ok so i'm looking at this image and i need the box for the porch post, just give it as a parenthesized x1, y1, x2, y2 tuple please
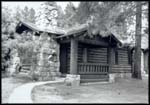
(108, 47, 112, 72)
(70, 39, 78, 74)
(108, 46, 115, 83)
(108, 47, 115, 71)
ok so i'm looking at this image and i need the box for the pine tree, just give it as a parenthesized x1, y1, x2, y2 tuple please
(132, 2, 142, 79)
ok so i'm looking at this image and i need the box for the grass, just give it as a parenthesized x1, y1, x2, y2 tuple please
(2, 73, 32, 103)
(31, 77, 148, 103)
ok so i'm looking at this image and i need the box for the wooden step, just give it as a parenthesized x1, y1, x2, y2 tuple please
(80, 78, 109, 83)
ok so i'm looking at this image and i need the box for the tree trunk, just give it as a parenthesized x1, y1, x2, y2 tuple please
(132, 2, 142, 79)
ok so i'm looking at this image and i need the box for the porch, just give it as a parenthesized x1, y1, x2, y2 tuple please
(56, 26, 132, 82)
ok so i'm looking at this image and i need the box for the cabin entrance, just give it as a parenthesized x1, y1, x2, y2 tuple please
(59, 42, 109, 82)
(59, 43, 70, 74)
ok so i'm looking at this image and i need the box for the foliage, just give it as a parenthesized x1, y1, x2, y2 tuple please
(67, 2, 148, 42)
(2, 6, 14, 71)
(17, 40, 34, 64)
(62, 2, 78, 28)
(61, 2, 129, 39)
(2, 5, 37, 72)
(13, 6, 36, 24)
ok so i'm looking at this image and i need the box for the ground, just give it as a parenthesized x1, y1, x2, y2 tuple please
(2, 73, 32, 103)
(31, 76, 148, 103)
(2, 73, 148, 103)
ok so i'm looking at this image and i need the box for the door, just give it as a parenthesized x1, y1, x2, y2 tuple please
(60, 44, 68, 74)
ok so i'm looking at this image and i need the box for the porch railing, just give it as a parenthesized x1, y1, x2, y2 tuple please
(78, 63, 109, 74)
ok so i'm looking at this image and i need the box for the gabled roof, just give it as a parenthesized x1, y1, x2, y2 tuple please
(56, 23, 122, 45)
(20, 20, 43, 32)
(56, 24, 88, 38)
(16, 20, 122, 45)
(16, 20, 65, 35)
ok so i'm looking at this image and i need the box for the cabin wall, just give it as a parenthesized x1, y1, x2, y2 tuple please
(78, 43, 108, 64)
(111, 48, 131, 73)
(64, 43, 85, 73)
(110, 48, 132, 81)
(65, 43, 108, 73)
(87, 47, 108, 64)
(63, 42, 133, 82)
(77, 43, 109, 82)
(117, 48, 129, 65)
(66, 43, 132, 73)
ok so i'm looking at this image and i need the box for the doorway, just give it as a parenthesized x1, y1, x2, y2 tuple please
(59, 43, 70, 74)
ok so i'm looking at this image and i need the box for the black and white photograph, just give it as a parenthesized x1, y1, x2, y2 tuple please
(1, 1, 149, 104)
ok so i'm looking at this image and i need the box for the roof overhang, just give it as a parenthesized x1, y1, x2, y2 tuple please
(15, 20, 64, 35)
(15, 20, 123, 46)
(55, 24, 122, 46)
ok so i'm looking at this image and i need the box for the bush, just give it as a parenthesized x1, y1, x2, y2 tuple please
(17, 41, 34, 64)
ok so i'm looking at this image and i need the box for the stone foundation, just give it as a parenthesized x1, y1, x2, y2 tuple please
(109, 74, 115, 83)
(64, 74, 80, 86)
(109, 73, 132, 83)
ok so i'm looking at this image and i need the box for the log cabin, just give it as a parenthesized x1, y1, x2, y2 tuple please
(15, 20, 132, 82)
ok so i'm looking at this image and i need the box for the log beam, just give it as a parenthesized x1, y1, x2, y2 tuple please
(70, 39, 78, 74)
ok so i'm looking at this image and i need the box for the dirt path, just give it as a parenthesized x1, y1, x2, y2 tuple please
(2, 74, 32, 103)
(7, 78, 65, 103)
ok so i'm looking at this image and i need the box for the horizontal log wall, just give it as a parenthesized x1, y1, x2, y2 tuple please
(87, 47, 108, 64)
(111, 48, 131, 73)
(117, 48, 129, 64)
(78, 44, 84, 63)
(111, 64, 132, 73)
(67, 43, 108, 64)
(66, 43, 84, 73)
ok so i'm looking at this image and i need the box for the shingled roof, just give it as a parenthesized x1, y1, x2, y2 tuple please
(56, 24, 88, 38)
(56, 23, 122, 45)
(16, 20, 122, 45)
(16, 20, 65, 35)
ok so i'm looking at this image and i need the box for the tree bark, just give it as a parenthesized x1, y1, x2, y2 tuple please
(132, 2, 142, 79)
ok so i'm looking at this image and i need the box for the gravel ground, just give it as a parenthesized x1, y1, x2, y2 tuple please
(32, 76, 148, 103)
(2, 73, 32, 103)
